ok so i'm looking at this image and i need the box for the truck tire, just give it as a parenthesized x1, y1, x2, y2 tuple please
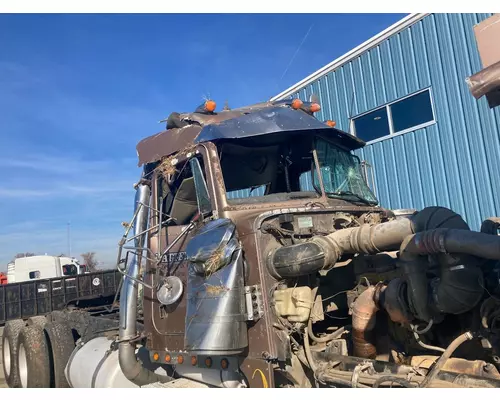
(27, 316, 47, 328)
(2, 319, 26, 388)
(43, 322, 75, 388)
(17, 325, 51, 388)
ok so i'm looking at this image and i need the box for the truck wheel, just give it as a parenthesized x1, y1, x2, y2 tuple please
(2, 319, 26, 388)
(27, 316, 47, 328)
(17, 325, 51, 388)
(44, 322, 75, 388)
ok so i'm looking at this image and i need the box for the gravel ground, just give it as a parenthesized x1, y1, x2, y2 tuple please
(0, 326, 7, 388)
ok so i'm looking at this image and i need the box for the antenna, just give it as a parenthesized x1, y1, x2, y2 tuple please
(309, 94, 320, 104)
(348, 90, 356, 120)
(278, 23, 315, 89)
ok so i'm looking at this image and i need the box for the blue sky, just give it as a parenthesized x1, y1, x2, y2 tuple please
(0, 13, 406, 270)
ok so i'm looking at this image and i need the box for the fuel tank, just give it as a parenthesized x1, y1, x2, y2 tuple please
(65, 336, 143, 388)
(65, 336, 247, 388)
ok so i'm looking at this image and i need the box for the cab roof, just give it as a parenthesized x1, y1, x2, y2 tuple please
(136, 99, 366, 167)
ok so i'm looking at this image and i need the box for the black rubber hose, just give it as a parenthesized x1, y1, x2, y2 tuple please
(397, 251, 433, 322)
(398, 228, 500, 322)
(404, 229, 500, 260)
(267, 242, 326, 279)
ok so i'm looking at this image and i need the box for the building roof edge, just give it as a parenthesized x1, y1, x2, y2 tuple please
(270, 13, 430, 101)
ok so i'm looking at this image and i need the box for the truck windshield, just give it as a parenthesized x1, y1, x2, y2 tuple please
(313, 137, 378, 205)
(220, 134, 320, 205)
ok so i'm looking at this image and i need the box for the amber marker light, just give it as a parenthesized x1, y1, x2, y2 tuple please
(177, 355, 184, 364)
(205, 100, 216, 112)
(205, 357, 213, 368)
(326, 120, 336, 127)
(165, 353, 171, 363)
(310, 103, 321, 113)
(291, 98, 303, 109)
(220, 358, 229, 370)
(153, 353, 159, 361)
(191, 355, 198, 366)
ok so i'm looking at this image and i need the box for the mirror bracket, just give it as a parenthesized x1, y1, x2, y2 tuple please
(189, 157, 213, 220)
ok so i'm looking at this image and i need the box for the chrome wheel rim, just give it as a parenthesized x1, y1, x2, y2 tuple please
(2, 336, 10, 378)
(18, 342, 28, 388)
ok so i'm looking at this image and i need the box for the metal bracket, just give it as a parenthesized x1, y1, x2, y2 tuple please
(351, 361, 374, 388)
(245, 284, 264, 321)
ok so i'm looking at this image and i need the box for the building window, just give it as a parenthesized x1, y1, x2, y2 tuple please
(351, 88, 435, 144)
(352, 107, 391, 142)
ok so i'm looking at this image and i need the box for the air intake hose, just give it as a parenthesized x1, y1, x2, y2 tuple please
(267, 206, 468, 279)
(398, 227, 500, 322)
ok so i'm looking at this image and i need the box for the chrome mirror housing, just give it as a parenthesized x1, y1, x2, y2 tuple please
(186, 218, 239, 274)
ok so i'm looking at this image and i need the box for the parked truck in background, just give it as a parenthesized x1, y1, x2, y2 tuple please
(1, 258, 122, 388)
(6, 255, 82, 284)
(6, 97, 500, 388)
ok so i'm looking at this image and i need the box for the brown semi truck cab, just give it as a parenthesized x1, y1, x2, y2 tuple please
(110, 98, 500, 389)
(123, 98, 385, 387)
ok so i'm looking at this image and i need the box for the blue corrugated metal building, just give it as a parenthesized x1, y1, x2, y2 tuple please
(270, 13, 500, 231)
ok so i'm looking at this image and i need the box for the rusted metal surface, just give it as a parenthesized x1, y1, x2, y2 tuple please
(313, 352, 500, 388)
(145, 224, 195, 352)
(410, 356, 500, 379)
(236, 215, 277, 360)
(239, 357, 275, 388)
(351, 286, 378, 359)
(467, 60, 500, 98)
(136, 125, 202, 167)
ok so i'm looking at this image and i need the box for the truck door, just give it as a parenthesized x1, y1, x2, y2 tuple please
(145, 154, 209, 351)
(146, 154, 249, 359)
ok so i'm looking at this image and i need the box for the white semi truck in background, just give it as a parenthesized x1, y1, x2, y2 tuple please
(6, 255, 83, 284)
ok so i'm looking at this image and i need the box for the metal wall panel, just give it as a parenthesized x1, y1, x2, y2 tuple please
(291, 13, 499, 231)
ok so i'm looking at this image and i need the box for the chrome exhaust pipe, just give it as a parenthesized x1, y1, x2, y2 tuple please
(118, 181, 161, 386)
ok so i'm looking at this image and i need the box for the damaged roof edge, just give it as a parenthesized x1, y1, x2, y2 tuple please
(136, 103, 366, 167)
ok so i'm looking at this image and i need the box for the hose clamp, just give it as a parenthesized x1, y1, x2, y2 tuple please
(437, 231, 446, 253)
(351, 361, 373, 388)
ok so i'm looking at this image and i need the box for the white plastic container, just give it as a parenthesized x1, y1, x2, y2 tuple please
(273, 286, 313, 322)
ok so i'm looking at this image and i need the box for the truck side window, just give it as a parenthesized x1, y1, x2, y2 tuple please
(29, 271, 40, 279)
(62, 264, 77, 276)
(159, 156, 207, 226)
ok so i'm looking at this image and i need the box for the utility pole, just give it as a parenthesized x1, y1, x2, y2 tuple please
(67, 222, 72, 257)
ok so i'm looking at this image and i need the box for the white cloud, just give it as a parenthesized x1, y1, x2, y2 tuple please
(0, 61, 154, 272)
(0, 188, 54, 197)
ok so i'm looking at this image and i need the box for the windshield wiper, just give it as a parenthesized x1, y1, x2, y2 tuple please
(330, 190, 374, 205)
